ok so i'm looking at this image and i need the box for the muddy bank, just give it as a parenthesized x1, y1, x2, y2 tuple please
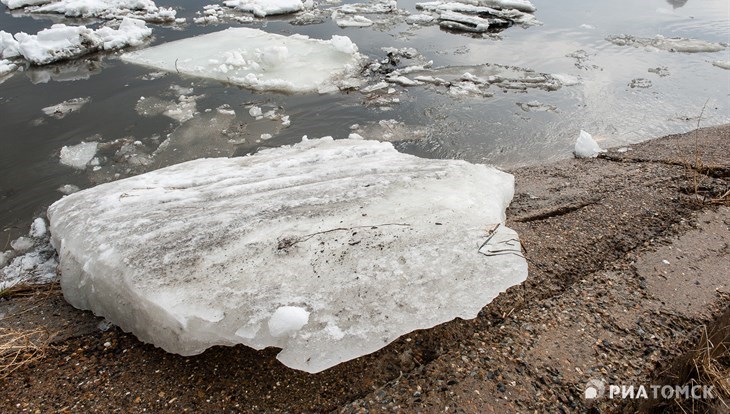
(1, 125, 728, 413)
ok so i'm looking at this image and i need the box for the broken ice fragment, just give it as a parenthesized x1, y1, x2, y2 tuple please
(42, 97, 90, 119)
(48, 137, 527, 373)
(29, 218, 47, 239)
(59, 141, 98, 169)
(574, 130, 603, 158)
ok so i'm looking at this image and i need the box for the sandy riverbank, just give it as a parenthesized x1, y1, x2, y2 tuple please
(1, 125, 728, 413)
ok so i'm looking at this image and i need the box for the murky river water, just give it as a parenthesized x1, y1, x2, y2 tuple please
(1, 0, 729, 241)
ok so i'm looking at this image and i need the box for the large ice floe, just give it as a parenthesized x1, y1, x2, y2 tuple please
(10, 17, 151, 65)
(412, 0, 540, 33)
(0, 0, 179, 23)
(48, 137, 528, 373)
(222, 0, 307, 17)
(606, 34, 726, 53)
(122, 28, 364, 93)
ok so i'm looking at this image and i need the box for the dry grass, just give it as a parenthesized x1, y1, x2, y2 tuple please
(683, 100, 730, 206)
(692, 324, 730, 411)
(0, 327, 54, 380)
(0, 281, 61, 300)
(639, 307, 730, 413)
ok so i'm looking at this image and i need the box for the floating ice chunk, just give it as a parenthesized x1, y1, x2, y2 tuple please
(335, 14, 374, 27)
(60, 141, 98, 169)
(711, 60, 730, 70)
(42, 96, 90, 119)
(14, 18, 151, 65)
(249, 105, 263, 118)
(30, 218, 48, 238)
(11, 237, 34, 253)
(478, 0, 536, 12)
(58, 184, 81, 194)
(268, 306, 310, 338)
(386, 75, 423, 86)
(223, 0, 304, 17)
(0, 59, 17, 77)
(574, 130, 603, 158)
(122, 28, 364, 94)
(1, 0, 48, 9)
(163, 95, 199, 123)
(439, 10, 491, 33)
(337, 1, 398, 14)
(26, 0, 177, 23)
(406, 14, 435, 24)
(606, 34, 726, 53)
(0, 31, 20, 59)
(417, 2, 539, 26)
(552, 73, 580, 86)
(48, 137, 527, 373)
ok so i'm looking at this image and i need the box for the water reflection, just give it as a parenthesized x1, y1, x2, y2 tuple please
(666, 0, 689, 9)
(25, 57, 105, 84)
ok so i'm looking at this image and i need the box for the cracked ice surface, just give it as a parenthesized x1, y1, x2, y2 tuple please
(122, 28, 364, 94)
(48, 137, 528, 373)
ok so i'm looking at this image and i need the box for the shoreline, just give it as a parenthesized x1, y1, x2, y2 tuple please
(1, 125, 728, 413)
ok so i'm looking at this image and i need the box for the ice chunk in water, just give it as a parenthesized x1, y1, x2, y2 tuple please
(223, 0, 304, 17)
(14, 18, 151, 65)
(574, 130, 603, 158)
(122, 28, 364, 94)
(48, 137, 528, 373)
(60, 141, 98, 169)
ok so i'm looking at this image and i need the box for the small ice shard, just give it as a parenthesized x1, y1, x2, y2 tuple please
(122, 28, 364, 93)
(60, 141, 98, 169)
(574, 130, 603, 158)
(711, 60, 730, 70)
(223, 0, 304, 17)
(268, 306, 310, 338)
(10, 237, 34, 253)
(29, 218, 47, 238)
(58, 184, 81, 194)
(48, 137, 527, 373)
(42, 97, 90, 119)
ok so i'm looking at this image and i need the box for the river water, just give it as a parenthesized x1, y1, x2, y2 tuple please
(1, 0, 729, 241)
